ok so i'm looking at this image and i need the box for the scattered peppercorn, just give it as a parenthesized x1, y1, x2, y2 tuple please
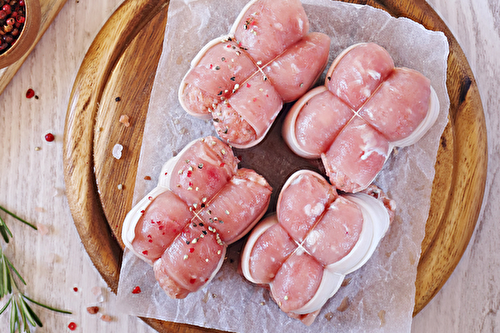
(132, 286, 141, 294)
(44, 133, 55, 142)
(26, 88, 35, 98)
(68, 322, 77, 331)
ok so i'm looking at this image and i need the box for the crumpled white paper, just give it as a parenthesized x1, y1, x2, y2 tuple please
(116, 1, 449, 332)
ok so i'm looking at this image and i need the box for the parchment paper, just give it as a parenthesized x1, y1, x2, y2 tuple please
(116, 1, 450, 332)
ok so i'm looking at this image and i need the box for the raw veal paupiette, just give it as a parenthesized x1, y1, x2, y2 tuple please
(241, 170, 395, 325)
(122, 136, 272, 298)
(179, 0, 330, 148)
(283, 42, 440, 193)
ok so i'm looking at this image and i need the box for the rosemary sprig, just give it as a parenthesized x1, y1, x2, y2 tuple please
(0, 206, 37, 244)
(0, 206, 37, 234)
(0, 205, 71, 332)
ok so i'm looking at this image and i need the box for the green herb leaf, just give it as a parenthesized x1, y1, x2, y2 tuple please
(0, 216, 11, 243)
(0, 205, 71, 331)
(22, 294, 72, 315)
(0, 258, 5, 299)
(17, 298, 29, 332)
(0, 206, 37, 230)
(6, 256, 26, 287)
(19, 296, 42, 328)
(2, 257, 12, 295)
(10, 297, 18, 333)
(0, 297, 11, 315)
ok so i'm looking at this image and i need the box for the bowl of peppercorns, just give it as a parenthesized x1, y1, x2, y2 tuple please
(0, 0, 41, 69)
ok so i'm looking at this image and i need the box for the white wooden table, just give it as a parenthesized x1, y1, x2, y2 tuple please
(0, 0, 497, 332)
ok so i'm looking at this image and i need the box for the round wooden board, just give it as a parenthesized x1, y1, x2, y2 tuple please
(63, 0, 487, 332)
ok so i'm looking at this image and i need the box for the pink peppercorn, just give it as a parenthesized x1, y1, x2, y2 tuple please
(2, 5, 11, 15)
(45, 133, 55, 142)
(26, 88, 35, 98)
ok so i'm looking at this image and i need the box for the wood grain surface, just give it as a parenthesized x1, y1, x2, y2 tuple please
(63, 0, 487, 332)
(0, 0, 67, 94)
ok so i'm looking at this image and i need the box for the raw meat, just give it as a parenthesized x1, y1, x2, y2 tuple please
(179, 0, 330, 148)
(241, 170, 394, 325)
(283, 43, 440, 192)
(122, 137, 272, 298)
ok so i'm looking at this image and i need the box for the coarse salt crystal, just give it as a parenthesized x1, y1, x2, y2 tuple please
(37, 223, 49, 236)
(53, 187, 65, 197)
(112, 144, 123, 159)
(91, 286, 103, 296)
(99, 314, 113, 322)
(96, 294, 105, 303)
(87, 306, 99, 314)
(119, 115, 130, 127)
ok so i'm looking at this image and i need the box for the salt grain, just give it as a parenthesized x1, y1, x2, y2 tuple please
(119, 115, 130, 127)
(99, 314, 113, 322)
(36, 223, 49, 236)
(87, 306, 99, 314)
(96, 294, 105, 303)
(53, 187, 65, 197)
(91, 286, 103, 296)
(112, 144, 123, 159)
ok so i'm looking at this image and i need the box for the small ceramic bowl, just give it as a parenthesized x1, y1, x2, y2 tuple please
(0, 0, 41, 69)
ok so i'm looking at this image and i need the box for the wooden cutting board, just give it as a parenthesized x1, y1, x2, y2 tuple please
(62, 0, 487, 332)
(0, 0, 68, 95)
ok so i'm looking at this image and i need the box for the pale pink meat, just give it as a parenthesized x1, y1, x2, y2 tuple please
(198, 168, 272, 244)
(124, 136, 272, 299)
(180, 0, 330, 147)
(212, 102, 256, 146)
(270, 251, 323, 313)
(132, 191, 192, 262)
(321, 117, 390, 193)
(153, 223, 225, 299)
(233, 0, 309, 64)
(227, 72, 283, 138)
(248, 222, 297, 284)
(169, 137, 238, 208)
(327, 43, 394, 110)
(241, 170, 393, 323)
(277, 171, 336, 242)
(358, 68, 431, 142)
(294, 88, 353, 156)
(182, 40, 257, 117)
(213, 32, 330, 146)
(180, 85, 219, 117)
(303, 196, 363, 266)
(263, 33, 331, 102)
(284, 43, 434, 192)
